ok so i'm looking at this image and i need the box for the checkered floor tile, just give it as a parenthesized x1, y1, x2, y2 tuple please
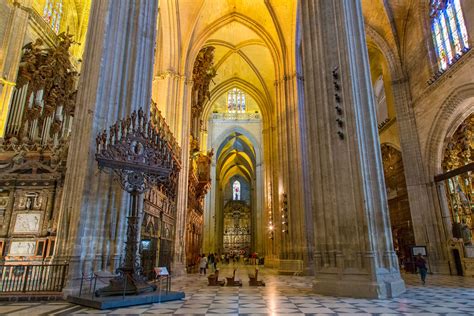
(1, 265, 474, 315)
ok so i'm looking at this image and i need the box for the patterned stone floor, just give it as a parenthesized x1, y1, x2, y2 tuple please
(1, 265, 474, 315)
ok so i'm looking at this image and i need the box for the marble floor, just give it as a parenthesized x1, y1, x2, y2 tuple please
(1, 265, 474, 315)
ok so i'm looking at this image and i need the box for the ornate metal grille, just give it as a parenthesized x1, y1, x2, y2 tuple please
(94, 108, 180, 297)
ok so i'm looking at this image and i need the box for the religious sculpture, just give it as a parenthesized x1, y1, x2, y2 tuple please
(191, 46, 216, 116)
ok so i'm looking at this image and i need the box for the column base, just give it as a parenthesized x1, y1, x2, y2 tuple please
(313, 273, 406, 299)
(430, 259, 451, 275)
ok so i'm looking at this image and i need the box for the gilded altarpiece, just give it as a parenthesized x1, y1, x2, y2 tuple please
(223, 201, 251, 254)
(440, 114, 473, 243)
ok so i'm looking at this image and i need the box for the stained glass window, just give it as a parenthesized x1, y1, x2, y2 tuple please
(431, 0, 469, 71)
(227, 88, 246, 113)
(233, 180, 241, 200)
(43, 0, 63, 34)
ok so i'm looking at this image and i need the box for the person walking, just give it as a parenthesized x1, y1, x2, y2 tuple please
(415, 253, 428, 285)
(208, 253, 215, 272)
(199, 254, 208, 275)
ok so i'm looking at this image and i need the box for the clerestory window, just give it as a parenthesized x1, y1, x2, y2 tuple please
(227, 88, 246, 113)
(430, 0, 469, 71)
(232, 180, 241, 200)
(43, 0, 63, 34)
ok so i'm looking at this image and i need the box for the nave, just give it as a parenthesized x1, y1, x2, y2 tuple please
(1, 267, 474, 315)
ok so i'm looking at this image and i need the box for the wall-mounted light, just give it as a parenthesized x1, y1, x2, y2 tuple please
(281, 193, 289, 233)
(268, 206, 274, 240)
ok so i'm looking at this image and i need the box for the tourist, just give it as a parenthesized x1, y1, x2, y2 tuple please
(214, 253, 219, 270)
(414, 253, 428, 285)
(208, 253, 215, 272)
(199, 254, 208, 275)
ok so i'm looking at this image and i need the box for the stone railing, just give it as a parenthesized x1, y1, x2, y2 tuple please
(211, 112, 261, 121)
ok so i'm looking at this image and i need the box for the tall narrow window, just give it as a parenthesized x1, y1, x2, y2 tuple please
(431, 0, 469, 71)
(43, 0, 63, 34)
(227, 88, 246, 113)
(373, 76, 389, 128)
(232, 180, 241, 200)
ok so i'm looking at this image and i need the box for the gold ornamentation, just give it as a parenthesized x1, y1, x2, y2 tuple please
(191, 46, 216, 119)
(442, 113, 473, 172)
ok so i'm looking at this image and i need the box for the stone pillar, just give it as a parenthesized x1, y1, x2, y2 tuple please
(300, 0, 405, 298)
(262, 123, 279, 264)
(152, 71, 184, 140)
(0, 0, 31, 137)
(171, 78, 192, 275)
(255, 162, 264, 254)
(273, 70, 311, 272)
(390, 78, 449, 273)
(203, 156, 217, 253)
(55, 0, 158, 291)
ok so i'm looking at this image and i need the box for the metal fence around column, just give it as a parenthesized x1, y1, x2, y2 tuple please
(0, 264, 69, 293)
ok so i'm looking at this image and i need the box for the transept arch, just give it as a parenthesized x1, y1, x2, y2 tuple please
(201, 79, 270, 127)
(365, 25, 403, 80)
(425, 83, 474, 179)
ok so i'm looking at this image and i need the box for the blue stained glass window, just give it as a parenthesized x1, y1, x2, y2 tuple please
(430, 0, 469, 71)
(43, 0, 63, 34)
(227, 88, 246, 113)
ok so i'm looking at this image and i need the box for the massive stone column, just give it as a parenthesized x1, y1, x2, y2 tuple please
(55, 0, 158, 290)
(273, 70, 312, 272)
(171, 77, 192, 275)
(390, 78, 449, 273)
(0, 0, 31, 137)
(300, 0, 405, 298)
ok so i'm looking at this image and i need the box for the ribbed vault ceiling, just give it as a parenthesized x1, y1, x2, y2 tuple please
(217, 132, 256, 185)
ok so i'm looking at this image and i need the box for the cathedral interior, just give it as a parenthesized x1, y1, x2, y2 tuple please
(0, 0, 473, 313)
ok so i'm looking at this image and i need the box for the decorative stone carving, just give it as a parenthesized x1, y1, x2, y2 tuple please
(9, 241, 36, 256)
(13, 212, 42, 234)
(191, 47, 216, 117)
(15, 192, 43, 210)
(0, 196, 9, 211)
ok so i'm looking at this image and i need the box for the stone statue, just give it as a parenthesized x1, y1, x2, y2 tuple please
(461, 220, 472, 245)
